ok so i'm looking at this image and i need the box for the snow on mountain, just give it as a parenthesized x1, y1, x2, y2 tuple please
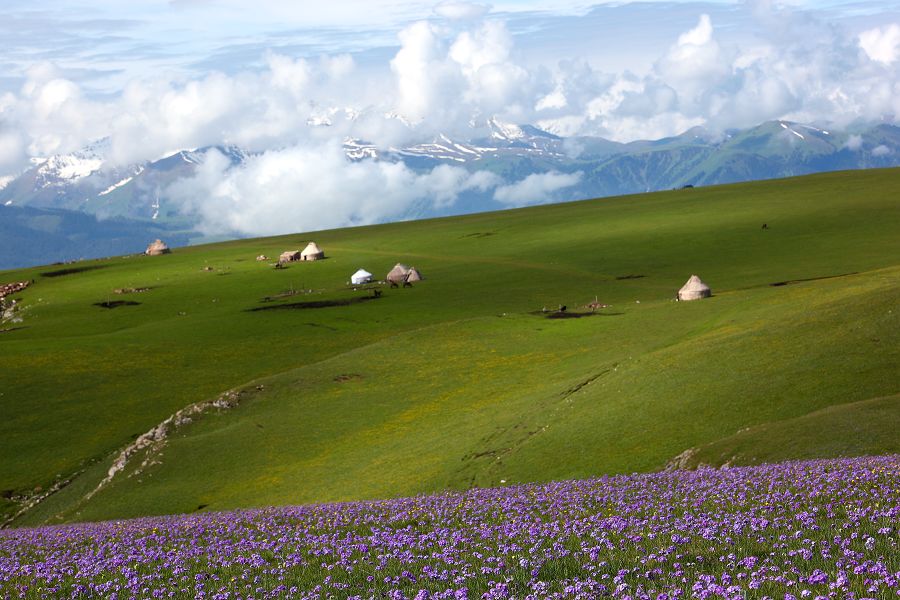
(35, 153, 103, 187)
(344, 139, 379, 160)
(98, 166, 145, 196)
(779, 121, 805, 140)
(32, 138, 112, 188)
(487, 117, 525, 141)
(2, 119, 898, 235)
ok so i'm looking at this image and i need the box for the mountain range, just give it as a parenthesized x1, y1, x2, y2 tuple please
(1, 118, 898, 269)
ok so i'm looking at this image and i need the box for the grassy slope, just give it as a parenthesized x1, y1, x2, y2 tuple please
(2, 168, 898, 525)
(681, 393, 900, 467)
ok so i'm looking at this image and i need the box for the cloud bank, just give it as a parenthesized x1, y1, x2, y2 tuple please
(168, 145, 502, 236)
(494, 171, 582, 206)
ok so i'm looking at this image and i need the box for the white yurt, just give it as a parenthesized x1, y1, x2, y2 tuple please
(350, 268, 373, 285)
(145, 239, 170, 256)
(678, 275, 712, 301)
(386, 263, 411, 283)
(405, 267, 424, 282)
(301, 242, 325, 261)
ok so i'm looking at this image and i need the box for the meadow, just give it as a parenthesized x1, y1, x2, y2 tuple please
(1, 454, 898, 598)
(1, 168, 898, 526)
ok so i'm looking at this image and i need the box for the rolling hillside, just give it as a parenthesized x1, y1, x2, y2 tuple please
(1, 168, 898, 527)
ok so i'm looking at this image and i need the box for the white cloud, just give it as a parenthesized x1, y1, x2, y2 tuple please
(845, 134, 863, 151)
(493, 170, 582, 206)
(677, 13, 714, 47)
(0, 131, 24, 171)
(859, 24, 900, 64)
(434, 1, 490, 21)
(872, 144, 891, 157)
(167, 145, 502, 236)
(535, 87, 567, 111)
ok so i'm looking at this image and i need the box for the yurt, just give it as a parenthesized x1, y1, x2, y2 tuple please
(301, 242, 324, 261)
(405, 267, 424, 282)
(145, 239, 170, 256)
(386, 263, 411, 284)
(279, 250, 301, 263)
(350, 268, 373, 285)
(678, 275, 711, 301)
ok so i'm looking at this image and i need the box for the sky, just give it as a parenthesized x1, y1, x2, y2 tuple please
(1, 0, 899, 234)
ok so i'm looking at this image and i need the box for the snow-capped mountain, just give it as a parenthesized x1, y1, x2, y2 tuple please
(0, 144, 249, 222)
(342, 118, 567, 166)
(2, 118, 899, 267)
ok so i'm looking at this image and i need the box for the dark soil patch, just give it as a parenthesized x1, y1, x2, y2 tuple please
(530, 310, 623, 319)
(248, 295, 381, 312)
(334, 373, 363, 382)
(114, 287, 152, 295)
(41, 265, 105, 278)
(616, 274, 646, 280)
(461, 231, 496, 238)
(770, 272, 857, 287)
(94, 300, 141, 309)
(260, 289, 319, 302)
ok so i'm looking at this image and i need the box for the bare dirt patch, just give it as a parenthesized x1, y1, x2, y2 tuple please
(530, 310, 621, 319)
(248, 296, 381, 311)
(94, 300, 141, 309)
(769, 272, 858, 287)
(334, 373, 363, 383)
(41, 265, 105, 278)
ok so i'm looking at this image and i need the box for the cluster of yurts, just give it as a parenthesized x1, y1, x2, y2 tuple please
(146, 238, 708, 300)
(350, 264, 423, 286)
(274, 242, 423, 286)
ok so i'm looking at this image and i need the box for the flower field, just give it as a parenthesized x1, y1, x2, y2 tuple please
(2, 455, 898, 599)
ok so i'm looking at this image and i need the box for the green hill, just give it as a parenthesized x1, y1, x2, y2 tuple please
(1, 168, 898, 527)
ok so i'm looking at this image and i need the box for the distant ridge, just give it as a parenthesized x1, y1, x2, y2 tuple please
(1, 119, 899, 268)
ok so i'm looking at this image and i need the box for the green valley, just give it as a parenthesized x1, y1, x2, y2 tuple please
(1, 168, 898, 526)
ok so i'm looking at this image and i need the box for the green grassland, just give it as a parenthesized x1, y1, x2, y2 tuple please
(1, 168, 898, 526)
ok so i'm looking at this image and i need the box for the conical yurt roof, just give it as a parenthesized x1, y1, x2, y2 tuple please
(145, 239, 170, 255)
(679, 275, 709, 293)
(678, 274, 711, 300)
(301, 241, 324, 258)
(386, 263, 411, 282)
(350, 268, 373, 284)
(405, 267, 424, 282)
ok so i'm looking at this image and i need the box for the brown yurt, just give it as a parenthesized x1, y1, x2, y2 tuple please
(678, 275, 711, 301)
(145, 239, 170, 256)
(405, 267, 424, 282)
(386, 263, 411, 283)
(301, 242, 324, 261)
(279, 250, 301, 263)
